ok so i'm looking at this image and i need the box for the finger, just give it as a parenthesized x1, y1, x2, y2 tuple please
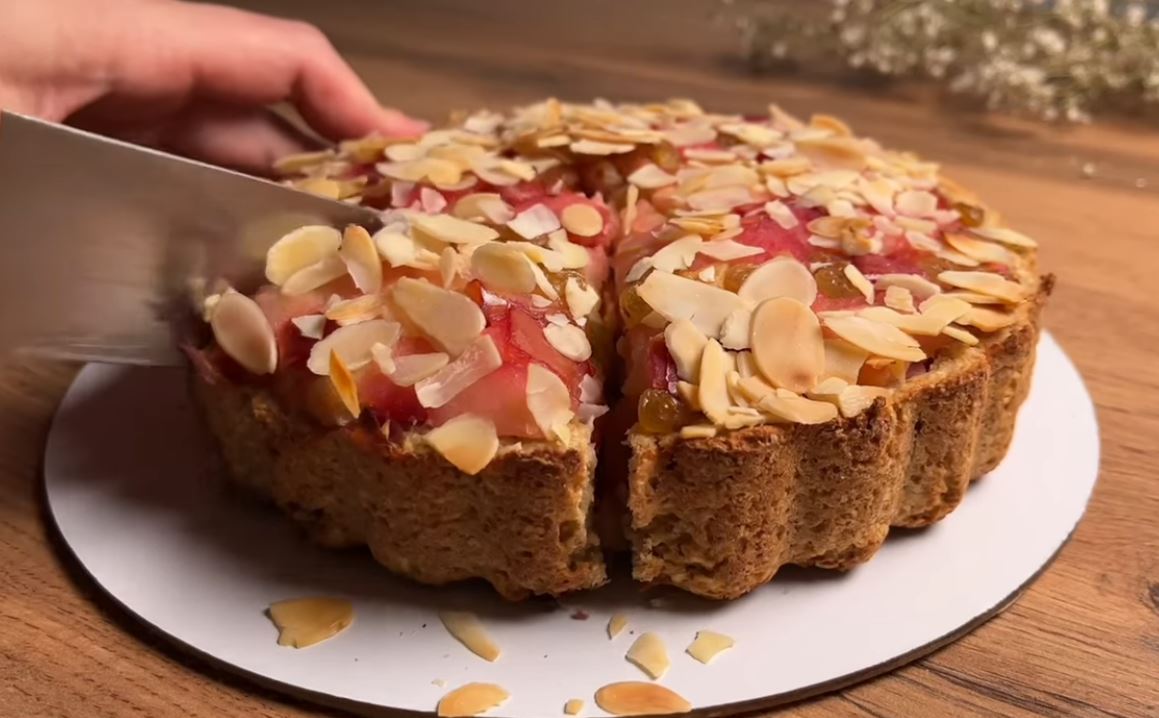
(153, 104, 324, 175)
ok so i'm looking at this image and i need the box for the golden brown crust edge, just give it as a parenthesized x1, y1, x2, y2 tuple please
(191, 378, 607, 600)
(626, 277, 1053, 599)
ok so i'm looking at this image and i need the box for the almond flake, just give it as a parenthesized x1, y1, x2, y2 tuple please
(370, 342, 395, 375)
(637, 270, 747, 337)
(957, 306, 1019, 332)
(210, 292, 277, 375)
(843, 264, 875, 303)
(415, 335, 502, 408)
(823, 315, 926, 362)
(412, 213, 500, 244)
(570, 139, 635, 155)
(678, 422, 716, 440)
(684, 148, 737, 163)
(943, 325, 980, 345)
(697, 239, 763, 262)
(623, 184, 640, 233)
(874, 273, 941, 300)
(664, 123, 717, 147)
(561, 204, 605, 237)
(934, 291, 1005, 306)
(266, 225, 342, 285)
(507, 203, 561, 239)
(337, 225, 383, 294)
(761, 156, 812, 176)
(374, 230, 440, 271)
(564, 698, 584, 716)
(565, 277, 600, 320)
(544, 323, 592, 361)
(703, 164, 761, 189)
(383, 143, 425, 162)
(884, 286, 916, 313)
(327, 350, 361, 418)
(936, 248, 981, 267)
(944, 232, 1017, 266)
(390, 352, 449, 386)
(307, 320, 400, 375)
(895, 190, 938, 217)
(628, 163, 677, 189)
(436, 683, 509, 718)
(685, 186, 752, 212)
(470, 242, 537, 294)
(665, 319, 708, 381)
(698, 266, 718, 282)
(751, 298, 825, 393)
(281, 255, 349, 296)
(325, 294, 383, 326)
(937, 271, 1027, 303)
(536, 134, 571, 148)
(858, 177, 896, 215)
(291, 314, 327, 340)
(607, 613, 630, 640)
(737, 256, 818, 306)
(970, 226, 1037, 248)
(737, 377, 838, 423)
(595, 682, 691, 716)
(686, 630, 735, 664)
(718, 307, 753, 350)
(809, 376, 849, 396)
(526, 363, 574, 442)
(764, 200, 799, 229)
(267, 597, 353, 648)
(273, 149, 333, 175)
(823, 338, 870, 384)
(393, 278, 486, 355)
(833, 385, 890, 418)
(452, 193, 514, 225)
(294, 177, 342, 199)
(625, 632, 670, 680)
(438, 609, 501, 660)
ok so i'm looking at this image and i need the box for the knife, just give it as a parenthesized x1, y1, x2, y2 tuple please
(0, 112, 382, 366)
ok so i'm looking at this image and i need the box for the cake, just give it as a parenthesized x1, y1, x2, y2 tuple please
(190, 98, 1050, 600)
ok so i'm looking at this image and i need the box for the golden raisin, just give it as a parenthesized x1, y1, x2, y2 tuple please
(638, 389, 688, 434)
(723, 263, 758, 293)
(953, 201, 986, 228)
(649, 141, 682, 173)
(814, 263, 863, 299)
(619, 286, 653, 326)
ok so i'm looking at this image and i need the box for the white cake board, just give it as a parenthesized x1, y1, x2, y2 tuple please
(44, 332, 1099, 717)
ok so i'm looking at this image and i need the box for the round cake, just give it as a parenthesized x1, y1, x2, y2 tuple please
(190, 98, 1050, 600)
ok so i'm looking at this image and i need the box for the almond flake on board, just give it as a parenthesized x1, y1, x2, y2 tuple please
(750, 298, 825, 393)
(390, 352, 450, 386)
(209, 292, 278, 375)
(306, 319, 400, 375)
(686, 630, 735, 664)
(393, 278, 486, 355)
(415, 335, 503, 408)
(280, 255, 349, 296)
(608, 613, 630, 640)
(425, 416, 499, 475)
(328, 350, 361, 418)
(267, 597, 354, 648)
(339, 225, 383, 293)
(628, 163, 678, 189)
(544, 323, 592, 361)
(411, 213, 500, 244)
(526, 363, 575, 442)
(563, 698, 585, 716)
(265, 225, 342, 285)
(938, 271, 1027, 303)
(291, 314, 327, 340)
(737, 257, 818, 306)
(470, 243, 538, 294)
(436, 682, 509, 717)
(437, 610, 501, 661)
(637, 270, 747, 337)
(823, 315, 926, 362)
(594, 682, 692, 716)
(625, 632, 670, 680)
(843, 263, 874, 303)
(884, 286, 916, 313)
(560, 204, 605, 237)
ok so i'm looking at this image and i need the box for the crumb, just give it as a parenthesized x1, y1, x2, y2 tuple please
(570, 609, 590, 620)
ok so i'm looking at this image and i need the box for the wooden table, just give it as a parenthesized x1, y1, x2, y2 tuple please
(2, 1, 1157, 716)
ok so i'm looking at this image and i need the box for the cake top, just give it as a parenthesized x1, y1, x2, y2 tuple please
(198, 98, 1040, 469)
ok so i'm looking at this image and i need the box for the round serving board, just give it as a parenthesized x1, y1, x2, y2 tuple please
(44, 332, 1099, 718)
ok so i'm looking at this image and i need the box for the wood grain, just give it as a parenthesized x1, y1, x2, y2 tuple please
(2, 1, 1158, 716)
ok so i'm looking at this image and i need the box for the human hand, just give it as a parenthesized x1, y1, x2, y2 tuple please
(0, 0, 427, 173)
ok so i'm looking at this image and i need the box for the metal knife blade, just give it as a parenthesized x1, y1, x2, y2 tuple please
(0, 112, 381, 366)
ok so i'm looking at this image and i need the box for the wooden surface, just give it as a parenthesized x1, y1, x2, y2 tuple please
(2, 1, 1158, 716)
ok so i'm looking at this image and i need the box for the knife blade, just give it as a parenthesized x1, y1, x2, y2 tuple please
(0, 112, 381, 366)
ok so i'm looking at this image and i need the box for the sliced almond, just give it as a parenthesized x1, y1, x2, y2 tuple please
(681, 424, 718, 439)
(393, 278, 486, 355)
(665, 319, 708, 381)
(937, 291, 1006, 305)
(719, 307, 753, 350)
(281, 255, 349, 296)
(425, 415, 499, 475)
(874, 273, 941, 300)
(291, 314, 326, 340)
(625, 632, 670, 680)
(415, 335, 502, 408)
(764, 200, 799, 229)
(697, 339, 732, 426)
(843, 263, 874, 303)
(544, 323, 592, 361)
(547, 231, 592, 269)
(307, 319, 401, 375)
(373, 229, 440, 271)
(757, 387, 838, 424)
(895, 189, 938, 217)
(370, 341, 396, 375)
(628, 163, 677, 189)
(266, 225, 342, 285)
(623, 184, 640, 234)
(957, 306, 1019, 331)
(436, 683, 509, 717)
(686, 630, 735, 664)
(294, 177, 341, 200)
(327, 350, 361, 418)
(608, 613, 629, 640)
(325, 294, 383, 326)
(970, 226, 1037, 248)
(570, 139, 635, 155)
(452, 193, 515, 224)
(636, 270, 747, 337)
(470, 243, 537, 294)
(822, 338, 869, 384)
(565, 277, 600, 320)
(648, 235, 705, 273)
(750, 298, 825, 393)
(697, 239, 763, 262)
(267, 597, 353, 648)
(560, 204, 605, 237)
(507, 203, 562, 239)
(438, 609, 500, 660)
(831, 385, 890, 418)
(526, 363, 575, 442)
(685, 186, 752, 212)
(823, 315, 926, 362)
(936, 248, 981, 267)
(439, 247, 459, 288)
(595, 682, 691, 716)
(209, 292, 277, 375)
(339, 225, 383, 293)
(944, 232, 1017, 266)
(412, 213, 500, 244)
(884, 285, 916, 313)
(943, 325, 980, 345)
(390, 352, 450, 386)
(564, 698, 585, 716)
(809, 376, 849, 396)
(273, 149, 333, 175)
(737, 257, 818, 306)
(938, 271, 1027, 303)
